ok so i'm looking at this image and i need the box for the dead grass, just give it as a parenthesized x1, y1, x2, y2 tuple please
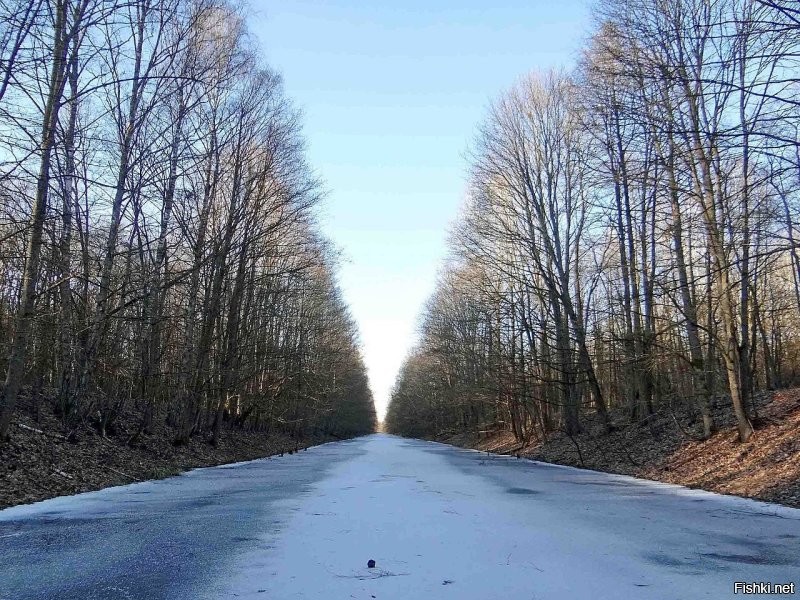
(640, 390, 800, 506)
(0, 393, 336, 509)
(441, 389, 800, 508)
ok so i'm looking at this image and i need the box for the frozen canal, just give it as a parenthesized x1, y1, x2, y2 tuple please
(1, 434, 798, 599)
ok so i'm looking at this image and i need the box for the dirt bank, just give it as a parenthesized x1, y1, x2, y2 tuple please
(440, 389, 800, 508)
(0, 394, 338, 509)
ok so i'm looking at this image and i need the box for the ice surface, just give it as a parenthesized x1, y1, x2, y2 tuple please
(218, 434, 800, 599)
(1, 434, 798, 600)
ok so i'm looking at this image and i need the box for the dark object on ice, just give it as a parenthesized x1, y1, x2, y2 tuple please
(367, 559, 376, 568)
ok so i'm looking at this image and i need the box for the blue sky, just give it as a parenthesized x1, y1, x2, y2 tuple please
(252, 1, 592, 420)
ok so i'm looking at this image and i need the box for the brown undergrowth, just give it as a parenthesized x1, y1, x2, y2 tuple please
(441, 389, 800, 508)
(0, 393, 336, 509)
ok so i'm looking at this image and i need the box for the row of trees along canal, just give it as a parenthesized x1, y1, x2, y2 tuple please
(0, 0, 376, 445)
(387, 0, 800, 445)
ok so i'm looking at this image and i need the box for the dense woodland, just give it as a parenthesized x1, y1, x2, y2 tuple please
(0, 0, 376, 446)
(387, 0, 800, 445)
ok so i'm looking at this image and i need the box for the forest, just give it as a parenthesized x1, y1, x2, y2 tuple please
(0, 3, 798, 596)
(0, 0, 376, 453)
(387, 0, 800, 452)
